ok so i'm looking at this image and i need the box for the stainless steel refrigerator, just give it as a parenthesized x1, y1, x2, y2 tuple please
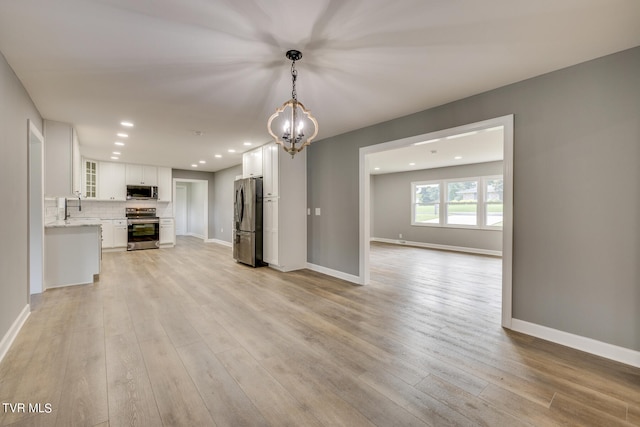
(233, 177, 263, 267)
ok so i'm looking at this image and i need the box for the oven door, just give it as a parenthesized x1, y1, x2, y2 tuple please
(127, 219, 160, 250)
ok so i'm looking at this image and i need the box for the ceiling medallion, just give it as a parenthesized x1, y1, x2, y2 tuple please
(267, 50, 318, 158)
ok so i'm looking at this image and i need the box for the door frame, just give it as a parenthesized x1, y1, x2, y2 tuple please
(359, 114, 514, 328)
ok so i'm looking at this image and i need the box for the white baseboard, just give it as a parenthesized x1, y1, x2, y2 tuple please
(0, 304, 30, 364)
(511, 319, 640, 369)
(371, 237, 502, 257)
(306, 262, 362, 285)
(207, 238, 232, 247)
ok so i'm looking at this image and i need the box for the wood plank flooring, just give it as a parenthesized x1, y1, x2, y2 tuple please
(1, 237, 639, 426)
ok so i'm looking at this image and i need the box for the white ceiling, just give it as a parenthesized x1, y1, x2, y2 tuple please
(1, 0, 639, 172)
(368, 127, 504, 175)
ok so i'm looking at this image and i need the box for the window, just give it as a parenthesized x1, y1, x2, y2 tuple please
(412, 182, 440, 225)
(411, 175, 503, 229)
(446, 180, 478, 226)
(485, 177, 503, 227)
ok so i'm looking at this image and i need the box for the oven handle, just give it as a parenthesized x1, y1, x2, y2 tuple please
(127, 218, 160, 225)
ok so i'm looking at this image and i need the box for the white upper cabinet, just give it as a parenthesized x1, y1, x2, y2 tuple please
(126, 164, 157, 186)
(157, 167, 172, 202)
(99, 161, 126, 200)
(242, 146, 263, 178)
(44, 120, 81, 197)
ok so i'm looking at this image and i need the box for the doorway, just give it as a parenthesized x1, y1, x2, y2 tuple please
(359, 115, 514, 327)
(173, 179, 208, 240)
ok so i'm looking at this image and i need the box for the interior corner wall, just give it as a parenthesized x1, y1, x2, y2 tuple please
(212, 164, 242, 243)
(307, 46, 640, 351)
(372, 161, 503, 252)
(0, 50, 42, 344)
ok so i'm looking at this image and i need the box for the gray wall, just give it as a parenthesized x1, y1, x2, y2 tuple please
(372, 161, 503, 252)
(308, 46, 640, 351)
(0, 51, 42, 344)
(212, 164, 242, 243)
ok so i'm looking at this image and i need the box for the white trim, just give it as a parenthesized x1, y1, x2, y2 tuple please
(360, 114, 514, 328)
(207, 238, 232, 247)
(511, 319, 640, 369)
(0, 305, 30, 364)
(306, 263, 362, 285)
(371, 237, 502, 257)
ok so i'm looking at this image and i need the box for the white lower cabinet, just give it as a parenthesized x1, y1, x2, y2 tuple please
(263, 197, 278, 265)
(113, 220, 128, 248)
(101, 219, 128, 250)
(100, 220, 114, 248)
(160, 218, 175, 246)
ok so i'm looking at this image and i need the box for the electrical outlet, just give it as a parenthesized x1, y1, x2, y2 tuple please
(220, 228, 224, 233)
(399, 233, 403, 239)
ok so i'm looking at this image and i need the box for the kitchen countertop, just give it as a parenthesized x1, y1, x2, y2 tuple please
(45, 219, 102, 228)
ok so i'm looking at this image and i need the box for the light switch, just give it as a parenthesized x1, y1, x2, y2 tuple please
(315, 208, 321, 216)
(307, 208, 311, 215)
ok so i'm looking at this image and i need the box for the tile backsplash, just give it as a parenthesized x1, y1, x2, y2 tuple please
(45, 198, 173, 223)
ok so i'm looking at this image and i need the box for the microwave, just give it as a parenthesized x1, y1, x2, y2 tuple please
(126, 185, 158, 200)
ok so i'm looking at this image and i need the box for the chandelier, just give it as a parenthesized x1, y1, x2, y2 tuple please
(267, 50, 318, 158)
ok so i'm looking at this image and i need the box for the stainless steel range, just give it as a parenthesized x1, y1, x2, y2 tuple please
(126, 207, 160, 251)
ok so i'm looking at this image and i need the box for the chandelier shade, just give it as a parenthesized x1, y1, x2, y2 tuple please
(267, 50, 318, 157)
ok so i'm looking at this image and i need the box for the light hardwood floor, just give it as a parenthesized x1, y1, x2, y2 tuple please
(1, 237, 639, 426)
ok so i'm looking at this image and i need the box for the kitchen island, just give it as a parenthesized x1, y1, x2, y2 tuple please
(44, 220, 101, 288)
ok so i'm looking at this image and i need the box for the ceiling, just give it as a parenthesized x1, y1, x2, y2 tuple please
(1, 1, 639, 173)
(368, 127, 503, 175)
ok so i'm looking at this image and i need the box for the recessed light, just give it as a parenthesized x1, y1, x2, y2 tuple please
(191, 164, 198, 168)
(409, 162, 416, 166)
(454, 156, 463, 160)
(199, 160, 206, 164)
(111, 156, 119, 160)
(117, 133, 128, 138)
(115, 141, 125, 146)
(112, 151, 121, 155)
(120, 121, 134, 127)
(374, 167, 380, 170)
(228, 149, 236, 153)
(446, 131, 478, 140)
(243, 142, 252, 146)
(414, 138, 440, 146)
(214, 154, 222, 158)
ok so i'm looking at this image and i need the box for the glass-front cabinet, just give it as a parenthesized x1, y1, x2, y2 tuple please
(84, 159, 97, 198)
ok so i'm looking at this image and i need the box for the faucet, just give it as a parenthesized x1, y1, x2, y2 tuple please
(64, 192, 82, 220)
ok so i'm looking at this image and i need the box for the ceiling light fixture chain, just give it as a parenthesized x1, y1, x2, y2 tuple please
(267, 49, 318, 158)
(290, 59, 298, 101)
